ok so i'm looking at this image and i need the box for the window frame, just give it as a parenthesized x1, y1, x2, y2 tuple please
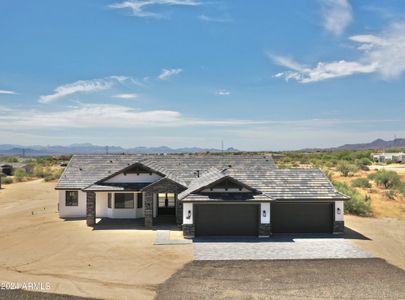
(107, 193, 112, 208)
(65, 191, 79, 207)
(158, 193, 176, 208)
(114, 193, 134, 209)
(137, 193, 143, 209)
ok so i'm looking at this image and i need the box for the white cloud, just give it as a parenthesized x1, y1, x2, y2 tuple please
(272, 22, 405, 83)
(113, 93, 138, 99)
(109, 0, 200, 18)
(199, 14, 233, 23)
(215, 89, 231, 96)
(321, 0, 352, 35)
(0, 104, 268, 130)
(157, 68, 182, 80)
(0, 90, 16, 95)
(39, 76, 133, 104)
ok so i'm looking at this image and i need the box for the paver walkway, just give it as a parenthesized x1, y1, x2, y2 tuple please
(194, 236, 372, 260)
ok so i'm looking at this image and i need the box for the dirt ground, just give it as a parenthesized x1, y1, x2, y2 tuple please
(345, 215, 405, 270)
(155, 259, 405, 300)
(0, 180, 193, 299)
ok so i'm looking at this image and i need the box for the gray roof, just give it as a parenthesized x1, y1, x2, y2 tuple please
(56, 154, 348, 201)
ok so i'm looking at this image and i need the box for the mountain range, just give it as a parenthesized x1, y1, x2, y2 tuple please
(0, 143, 239, 156)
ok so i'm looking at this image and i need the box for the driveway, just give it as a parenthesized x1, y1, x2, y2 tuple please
(156, 259, 405, 300)
(193, 236, 372, 260)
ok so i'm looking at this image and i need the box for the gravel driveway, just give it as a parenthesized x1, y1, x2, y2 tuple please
(194, 236, 372, 260)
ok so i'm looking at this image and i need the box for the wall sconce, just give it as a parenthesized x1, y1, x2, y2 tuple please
(186, 210, 192, 219)
(262, 210, 266, 218)
(337, 207, 341, 215)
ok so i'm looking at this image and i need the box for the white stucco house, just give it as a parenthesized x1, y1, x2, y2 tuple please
(56, 154, 349, 238)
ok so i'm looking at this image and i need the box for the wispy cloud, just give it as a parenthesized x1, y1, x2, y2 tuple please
(320, 0, 352, 35)
(0, 89, 16, 95)
(158, 68, 182, 80)
(109, 0, 200, 18)
(113, 93, 138, 99)
(271, 22, 405, 83)
(0, 104, 270, 130)
(215, 89, 231, 96)
(39, 76, 134, 104)
(199, 14, 233, 23)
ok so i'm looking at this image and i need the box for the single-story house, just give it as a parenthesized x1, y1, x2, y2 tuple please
(55, 154, 349, 237)
(0, 162, 33, 176)
(372, 153, 405, 163)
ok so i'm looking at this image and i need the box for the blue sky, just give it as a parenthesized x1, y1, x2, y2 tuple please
(1, 0, 405, 150)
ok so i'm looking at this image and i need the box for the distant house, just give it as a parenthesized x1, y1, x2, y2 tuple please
(56, 154, 349, 238)
(0, 163, 33, 176)
(372, 153, 405, 163)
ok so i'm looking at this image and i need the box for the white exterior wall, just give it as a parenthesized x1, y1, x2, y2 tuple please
(335, 201, 344, 221)
(58, 190, 87, 218)
(105, 173, 162, 183)
(260, 203, 270, 224)
(183, 203, 193, 224)
(95, 192, 108, 218)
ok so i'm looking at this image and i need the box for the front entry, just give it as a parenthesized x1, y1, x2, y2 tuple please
(157, 193, 176, 215)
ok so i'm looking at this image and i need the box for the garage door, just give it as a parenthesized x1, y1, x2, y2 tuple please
(195, 204, 259, 236)
(271, 202, 333, 233)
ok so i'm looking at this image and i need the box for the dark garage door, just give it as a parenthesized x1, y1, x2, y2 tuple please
(195, 204, 259, 236)
(272, 202, 333, 233)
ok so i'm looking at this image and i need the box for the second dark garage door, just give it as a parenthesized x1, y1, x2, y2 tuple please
(195, 204, 259, 236)
(271, 202, 333, 233)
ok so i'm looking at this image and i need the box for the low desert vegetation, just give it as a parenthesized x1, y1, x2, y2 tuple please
(351, 178, 372, 188)
(333, 181, 372, 216)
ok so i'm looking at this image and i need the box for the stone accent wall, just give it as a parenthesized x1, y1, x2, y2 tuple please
(86, 191, 96, 227)
(144, 192, 153, 228)
(183, 224, 195, 238)
(333, 221, 344, 233)
(176, 197, 183, 225)
(258, 223, 271, 237)
(142, 178, 187, 228)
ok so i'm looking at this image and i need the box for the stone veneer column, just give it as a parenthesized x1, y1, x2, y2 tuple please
(86, 191, 96, 226)
(183, 224, 195, 238)
(144, 192, 153, 228)
(258, 223, 271, 236)
(333, 221, 344, 234)
(175, 195, 183, 225)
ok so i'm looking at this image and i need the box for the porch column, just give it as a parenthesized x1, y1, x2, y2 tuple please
(144, 192, 153, 228)
(175, 194, 183, 225)
(86, 191, 96, 227)
(258, 203, 271, 237)
(182, 202, 194, 238)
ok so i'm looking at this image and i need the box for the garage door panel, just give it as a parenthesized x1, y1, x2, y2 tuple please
(195, 204, 259, 236)
(271, 202, 333, 233)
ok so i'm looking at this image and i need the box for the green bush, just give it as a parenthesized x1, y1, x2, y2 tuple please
(333, 181, 372, 216)
(336, 161, 358, 177)
(356, 157, 372, 166)
(351, 178, 371, 188)
(1, 177, 13, 184)
(368, 170, 401, 189)
(385, 190, 397, 200)
(14, 169, 27, 182)
(43, 168, 63, 182)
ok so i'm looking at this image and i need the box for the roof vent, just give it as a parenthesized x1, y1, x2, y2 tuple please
(194, 170, 200, 178)
(228, 165, 232, 168)
(110, 160, 113, 163)
(79, 168, 82, 171)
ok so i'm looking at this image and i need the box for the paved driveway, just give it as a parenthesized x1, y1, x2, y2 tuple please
(194, 236, 372, 260)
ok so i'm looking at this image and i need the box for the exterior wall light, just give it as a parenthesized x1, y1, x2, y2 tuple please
(337, 207, 341, 215)
(262, 210, 266, 218)
(186, 210, 192, 219)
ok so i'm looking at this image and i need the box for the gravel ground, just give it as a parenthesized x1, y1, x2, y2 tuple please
(155, 258, 405, 300)
(0, 289, 95, 300)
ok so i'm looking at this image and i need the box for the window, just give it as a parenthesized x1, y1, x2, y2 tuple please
(108, 193, 112, 208)
(114, 193, 134, 209)
(158, 193, 175, 208)
(65, 191, 78, 206)
(137, 193, 143, 209)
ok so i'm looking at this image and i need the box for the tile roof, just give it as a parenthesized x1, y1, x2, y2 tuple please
(56, 154, 348, 201)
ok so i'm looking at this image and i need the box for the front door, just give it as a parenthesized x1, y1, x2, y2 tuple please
(157, 193, 176, 215)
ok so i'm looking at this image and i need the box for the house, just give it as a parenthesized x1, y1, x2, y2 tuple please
(0, 162, 33, 176)
(372, 153, 405, 163)
(55, 154, 349, 238)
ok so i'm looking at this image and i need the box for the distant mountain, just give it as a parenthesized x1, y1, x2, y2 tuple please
(0, 143, 239, 156)
(335, 138, 405, 150)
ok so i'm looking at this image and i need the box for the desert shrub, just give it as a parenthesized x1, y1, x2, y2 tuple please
(333, 181, 372, 216)
(356, 157, 372, 166)
(44, 168, 63, 182)
(1, 177, 13, 184)
(358, 165, 370, 171)
(385, 159, 393, 165)
(368, 170, 401, 189)
(4, 156, 18, 163)
(14, 169, 27, 182)
(336, 161, 358, 177)
(384, 190, 397, 200)
(351, 178, 371, 188)
(33, 165, 46, 178)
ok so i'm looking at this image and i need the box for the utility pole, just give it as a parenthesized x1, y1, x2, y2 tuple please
(221, 140, 224, 154)
(106, 145, 109, 154)
(22, 148, 25, 157)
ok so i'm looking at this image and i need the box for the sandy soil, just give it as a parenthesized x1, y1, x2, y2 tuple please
(0, 180, 192, 300)
(346, 215, 405, 270)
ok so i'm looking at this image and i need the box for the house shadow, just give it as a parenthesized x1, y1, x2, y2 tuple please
(343, 226, 371, 240)
(92, 215, 180, 231)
